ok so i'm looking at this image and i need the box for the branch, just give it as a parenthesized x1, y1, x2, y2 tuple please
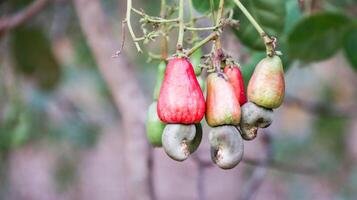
(232, 0, 275, 56)
(176, 0, 185, 52)
(126, 0, 142, 53)
(192, 155, 211, 200)
(240, 131, 273, 200)
(0, 0, 49, 34)
(132, 8, 179, 23)
(242, 157, 318, 175)
(186, 32, 218, 56)
(73, 0, 152, 199)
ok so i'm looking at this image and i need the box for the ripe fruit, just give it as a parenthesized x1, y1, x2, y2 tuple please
(206, 73, 241, 127)
(209, 125, 244, 169)
(247, 55, 285, 109)
(157, 57, 205, 124)
(146, 101, 166, 147)
(224, 65, 247, 105)
(153, 61, 167, 100)
(162, 123, 202, 161)
(239, 102, 273, 140)
(190, 46, 203, 76)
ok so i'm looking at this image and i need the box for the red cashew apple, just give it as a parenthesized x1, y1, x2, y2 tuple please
(157, 57, 205, 124)
(205, 73, 241, 127)
(224, 65, 247, 105)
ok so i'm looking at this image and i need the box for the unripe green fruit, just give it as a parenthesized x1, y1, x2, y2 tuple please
(239, 102, 273, 140)
(146, 101, 165, 147)
(162, 123, 202, 161)
(190, 47, 203, 76)
(153, 61, 167, 100)
(247, 55, 285, 109)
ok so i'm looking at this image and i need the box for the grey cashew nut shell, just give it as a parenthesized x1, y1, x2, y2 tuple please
(239, 102, 273, 140)
(162, 123, 202, 161)
(209, 126, 244, 169)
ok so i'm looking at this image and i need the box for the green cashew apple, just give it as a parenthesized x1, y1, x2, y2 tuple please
(247, 55, 285, 109)
(153, 61, 167, 100)
(146, 101, 165, 147)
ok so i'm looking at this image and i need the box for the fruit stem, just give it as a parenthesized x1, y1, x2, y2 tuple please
(131, 7, 179, 23)
(160, 0, 168, 59)
(214, 0, 225, 50)
(185, 26, 220, 31)
(176, 0, 185, 52)
(212, 0, 225, 73)
(126, 0, 142, 53)
(232, 0, 275, 56)
(186, 32, 218, 56)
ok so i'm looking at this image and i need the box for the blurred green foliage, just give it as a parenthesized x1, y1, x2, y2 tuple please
(232, 0, 286, 51)
(192, 0, 357, 73)
(11, 26, 62, 90)
(287, 12, 352, 62)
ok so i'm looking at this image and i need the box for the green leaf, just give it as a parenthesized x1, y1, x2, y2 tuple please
(284, 0, 302, 34)
(192, 0, 234, 14)
(11, 26, 62, 91)
(343, 26, 357, 71)
(232, 0, 286, 51)
(287, 12, 351, 62)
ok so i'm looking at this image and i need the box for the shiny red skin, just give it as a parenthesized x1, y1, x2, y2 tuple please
(205, 73, 241, 127)
(224, 66, 247, 105)
(157, 57, 205, 124)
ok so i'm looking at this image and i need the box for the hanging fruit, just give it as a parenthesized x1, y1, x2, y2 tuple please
(162, 123, 202, 161)
(224, 65, 247, 105)
(247, 55, 285, 109)
(153, 61, 167, 100)
(239, 102, 273, 140)
(206, 72, 241, 127)
(157, 57, 205, 124)
(209, 125, 244, 169)
(146, 101, 166, 147)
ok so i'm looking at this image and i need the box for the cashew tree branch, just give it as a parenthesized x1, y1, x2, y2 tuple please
(0, 0, 49, 35)
(73, 0, 153, 200)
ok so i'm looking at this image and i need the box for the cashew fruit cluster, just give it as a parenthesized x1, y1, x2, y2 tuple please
(145, 54, 285, 170)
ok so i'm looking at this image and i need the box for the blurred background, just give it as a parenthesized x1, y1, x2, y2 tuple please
(0, 0, 357, 199)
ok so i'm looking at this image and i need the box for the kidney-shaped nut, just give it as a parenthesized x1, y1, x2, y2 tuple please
(162, 123, 202, 161)
(240, 102, 273, 140)
(209, 126, 244, 169)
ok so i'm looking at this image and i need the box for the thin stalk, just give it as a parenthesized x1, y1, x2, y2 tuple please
(214, 0, 225, 50)
(232, 0, 264, 34)
(126, 0, 142, 53)
(186, 32, 218, 56)
(160, 0, 168, 59)
(131, 8, 179, 23)
(232, 0, 275, 56)
(186, 0, 225, 56)
(185, 26, 219, 31)
(176, 0, 185, 52)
